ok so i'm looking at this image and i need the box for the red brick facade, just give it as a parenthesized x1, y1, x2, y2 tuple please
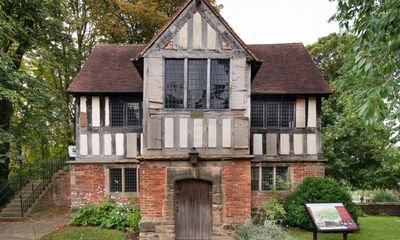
(222, 160, 251, 224)
(139, 162, 166, 218)
(70, 164, 137, 209)
(31, 169, 71, 212)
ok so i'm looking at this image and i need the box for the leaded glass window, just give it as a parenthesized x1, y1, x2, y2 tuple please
(187, 59, 207, 109)
(165, 59, 184, 109)
(110, 168, 122, 192)
(127, 103, 141, 126)
(251, 167, 259, 191)
(210, 59, 230, 109)
(111, 102, 124, 127)
(125, 168, 137, 192)
(251, 165, 291, 191)
(262, 167, 273, 191)
(250, 96, 295, 128)
(110, 100, 142, 127)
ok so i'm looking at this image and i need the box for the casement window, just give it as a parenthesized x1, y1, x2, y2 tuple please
(251, 96, 295, 128)
(251, 166, 290, 191)
(110, 100, 142, 127)
(164, 58, 230, 110)
(109, 168, 138, 193)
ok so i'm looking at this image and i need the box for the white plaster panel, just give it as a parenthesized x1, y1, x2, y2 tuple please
(92, 133, 100, 156)
(253, 134, 263, 155)
(280, 134, 290, 155)
(164, 118, 174, 148)
(80, 96, 87, 113)
(193, 12, 202, 49)
(127, 133, 138, 158)
(308, 97, 317, 128)
(105, 97, 110, 127)
(79, 134, 88, 156)
(296, 97, 306, 128)
(207, 24, 216, 49)
(208, 118, 217, 148)
(230, 57, 247, 109)
(266, 134, 277, 156)
(307, 134, 317, 154)
(104, 134, 112, 156)
(193, 119, 203, 148)
(179, 118, 188, 148)
(222, 119, 231, 148)
(91, 96, 100, 127)
(115, 133, 124, 156)
(178, 22, 188, 49)
(294, 134, 303, 154)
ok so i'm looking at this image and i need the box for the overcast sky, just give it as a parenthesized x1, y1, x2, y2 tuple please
(217, 0, 340, 45)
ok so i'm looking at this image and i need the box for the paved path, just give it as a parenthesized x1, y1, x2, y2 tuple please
(0, 215, 65, 240)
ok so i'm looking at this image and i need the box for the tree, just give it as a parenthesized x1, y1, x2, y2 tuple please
(331, 0, 400, 126)
(90, 0, 222, 44)
(0, 0, 66, 182)
(308, 33, 400, 190)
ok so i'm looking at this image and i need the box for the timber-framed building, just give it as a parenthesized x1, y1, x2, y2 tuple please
(67, 0, 331, 239)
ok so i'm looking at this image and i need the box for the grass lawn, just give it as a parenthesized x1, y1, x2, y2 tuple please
(290, 216, 400, 240)
(41, 226, 125, 240)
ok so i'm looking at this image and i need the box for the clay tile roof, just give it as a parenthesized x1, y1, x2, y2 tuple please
(249, 43, 332, 95)
(67, 44, 145, 93)
(67, 44, 332, 95)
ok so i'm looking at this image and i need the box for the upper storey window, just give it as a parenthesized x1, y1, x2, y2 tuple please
(111, 99, 142, 127)
(251, 96, 295, 128)
(165, 58, 230, 110)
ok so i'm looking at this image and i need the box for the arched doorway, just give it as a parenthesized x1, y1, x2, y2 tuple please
(175, 179, 212, 240)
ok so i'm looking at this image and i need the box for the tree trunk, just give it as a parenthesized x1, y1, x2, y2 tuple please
(0, 99, 13, 183)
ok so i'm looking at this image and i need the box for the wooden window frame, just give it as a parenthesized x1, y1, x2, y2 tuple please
(251, 96, 296, 129)
(164, 58, 230, 110)
(251, 164, 291, 192)
(107, 166, 139, 194)
(110, 99, 142, 128)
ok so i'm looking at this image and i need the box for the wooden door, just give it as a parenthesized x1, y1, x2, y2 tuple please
(176, 179, 212, 240)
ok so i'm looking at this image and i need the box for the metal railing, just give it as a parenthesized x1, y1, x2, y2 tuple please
(0, 152, 68, 217)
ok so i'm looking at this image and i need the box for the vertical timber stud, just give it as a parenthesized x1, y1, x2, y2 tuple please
(206, 59, 211, 109)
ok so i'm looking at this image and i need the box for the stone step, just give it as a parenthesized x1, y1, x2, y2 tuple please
(1, 207, 22, 213)
(0, 216, 23, 221)
(0, 212, 23, 218)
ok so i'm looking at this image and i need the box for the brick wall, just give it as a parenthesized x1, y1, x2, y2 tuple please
(70, 163, 136, 209)
(292, 162, 325, 185)
(251, 162, 324, 211)
(139, 162, 166, 218)
(31, 169, 71, 212)
(222, 160, 251, 225)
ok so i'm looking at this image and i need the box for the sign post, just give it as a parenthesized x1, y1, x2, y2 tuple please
(305, 203, 359, 240)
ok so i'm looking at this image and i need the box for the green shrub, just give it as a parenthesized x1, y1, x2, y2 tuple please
(69, 200, 141, 233)
(372, 190, 399, 202)
(284, 177, 359, 230)
(260, 196, 286, 224)
(234, 221, 293, 240)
